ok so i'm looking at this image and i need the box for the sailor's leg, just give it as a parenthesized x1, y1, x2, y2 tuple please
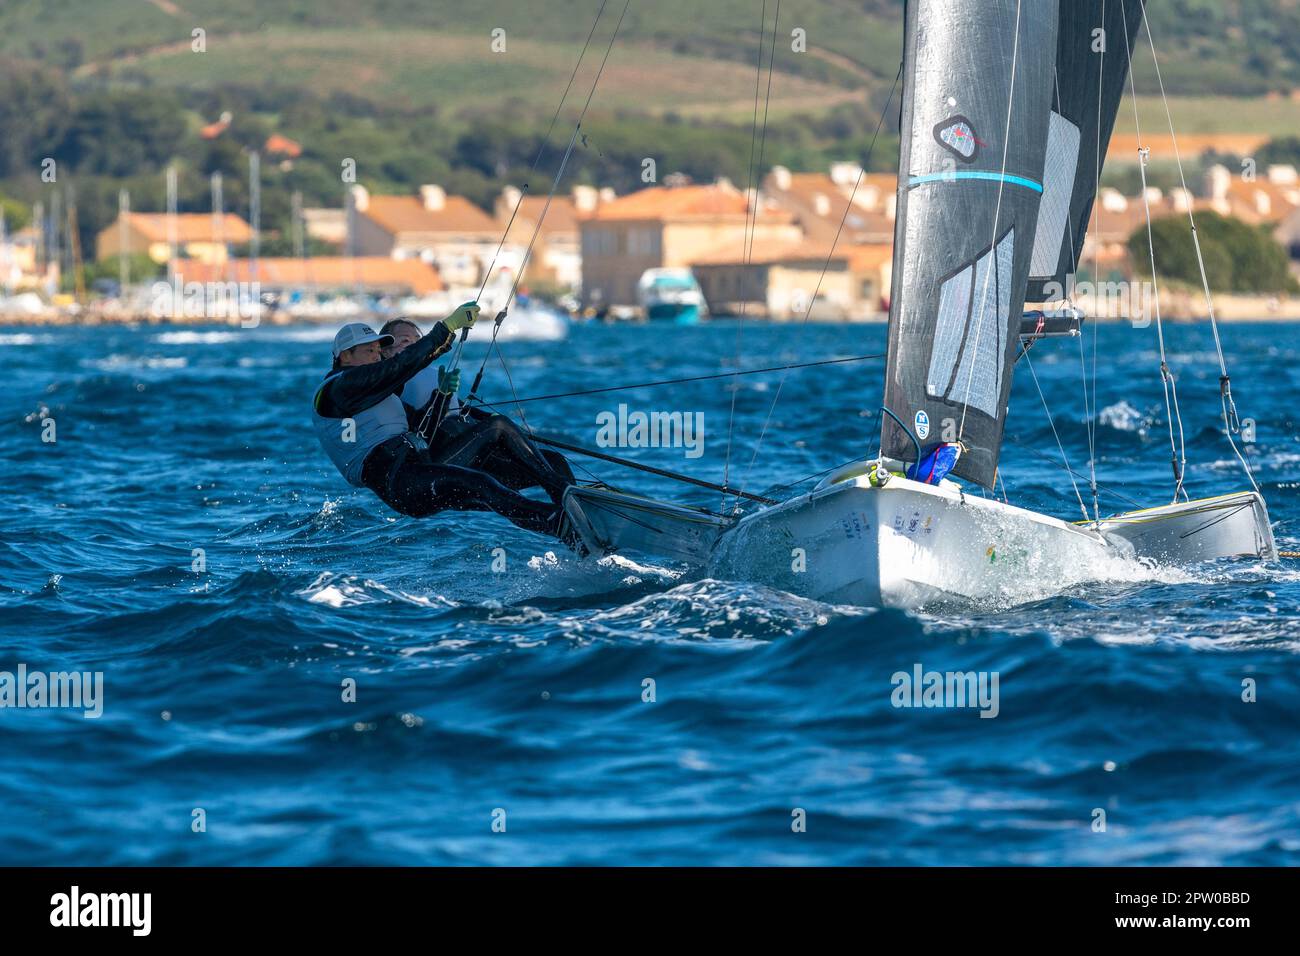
(542, 449, 576, 484)
(429, 463, 562, 537)
(436, 415, 571, 503)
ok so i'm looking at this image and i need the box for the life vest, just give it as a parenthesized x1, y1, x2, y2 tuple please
(311, 372, 410, 486)
(400, 363, 459, 413)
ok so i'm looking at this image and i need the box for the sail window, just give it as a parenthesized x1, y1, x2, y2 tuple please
(926, 229, 1015, 417)
(1030, 111, 1081, 279)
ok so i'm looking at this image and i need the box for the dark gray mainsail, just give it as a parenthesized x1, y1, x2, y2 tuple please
(1026, 0, 1147, 302)
(882, 0, 1060, 488)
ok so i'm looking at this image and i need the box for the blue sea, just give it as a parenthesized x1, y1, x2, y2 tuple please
(2, 318, 1297, 865)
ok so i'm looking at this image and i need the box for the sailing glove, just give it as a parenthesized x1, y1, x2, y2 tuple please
(444, 301, 480, 332)
(436, 365, 461, 396)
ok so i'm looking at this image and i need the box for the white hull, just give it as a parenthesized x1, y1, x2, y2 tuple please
(710, 475, 1117, 608)
(565, 467, 1276, 610)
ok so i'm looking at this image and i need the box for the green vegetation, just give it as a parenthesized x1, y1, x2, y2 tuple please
(1129, 212, 1299, 294)
(71, 253, 163, 293)
(1, 0, 1297, 286)
(0, 194, 31, 232)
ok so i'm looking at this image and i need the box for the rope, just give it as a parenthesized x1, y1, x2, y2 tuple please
(1119, 0, 1187, 504)
(525, 433, 777, 505)
(732, 62, 903, 509)
(1136, 1, 1261, 496)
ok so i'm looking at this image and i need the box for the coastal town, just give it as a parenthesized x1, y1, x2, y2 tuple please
(3, 125, 1300, 326)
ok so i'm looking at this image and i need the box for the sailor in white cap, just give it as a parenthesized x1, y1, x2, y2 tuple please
(311, 303, 582, 548)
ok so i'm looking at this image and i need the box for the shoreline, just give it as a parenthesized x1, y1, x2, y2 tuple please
(4, 290, 1300, 327)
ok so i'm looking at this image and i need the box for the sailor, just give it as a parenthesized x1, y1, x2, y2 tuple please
(378, 316, 577, 496)
(312, 306, 581, 548)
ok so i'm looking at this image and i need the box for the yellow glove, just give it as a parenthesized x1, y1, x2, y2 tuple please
(444, 301, 480, 332)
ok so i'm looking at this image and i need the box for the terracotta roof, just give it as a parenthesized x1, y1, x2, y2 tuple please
(200, 119, 230, 140)
(691, 238, 846, 267)
(362, 194, 499, 237)
(515, 195, 581, 234)
(1218, 178, 1300, 221)
(765, 171, 895, 243)
(179, 257, 444, 295)
(124, 213, 253, 244)
(265, 134, 303, 158)
(590, 184, 792, 223)
(844, 243, 893, 271)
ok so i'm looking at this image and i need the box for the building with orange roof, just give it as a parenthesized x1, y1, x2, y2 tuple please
(1204, 163, 1300, 224)
(199, 111, 232, 140)
(178, 257, 444, 296)
(579, 179, 802, 309)
(353, 185, 502, 286)
(691, 237, 892, 321)
(265, 134, 303, 159)
(763, 164, 897, 245)
(492, 184, 614, 291)
(96, 212, 254, 267)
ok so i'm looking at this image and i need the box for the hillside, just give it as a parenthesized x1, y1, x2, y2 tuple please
(2, 0, 1299, 119)
(3, 0, 1299, 270)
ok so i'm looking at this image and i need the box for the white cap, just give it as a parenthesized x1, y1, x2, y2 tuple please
(331, 323, 393, 358)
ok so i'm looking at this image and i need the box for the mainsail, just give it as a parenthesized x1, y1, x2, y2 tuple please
(1027, 0, 1147, 302)
(882, 0, 1060, 488)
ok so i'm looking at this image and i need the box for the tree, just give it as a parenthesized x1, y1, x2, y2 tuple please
(1258, 136, 1300, 169)
(0, 195, 31, 232)
(1130, 211, 1298, 294)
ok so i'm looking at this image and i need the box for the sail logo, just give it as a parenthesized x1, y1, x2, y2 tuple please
(914, 410, 930, 439)
(596, 404, 704, 459)
(934, 115, 981, 162)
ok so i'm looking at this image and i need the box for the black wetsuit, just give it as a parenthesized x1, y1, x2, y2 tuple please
(314, 324, 572, 537)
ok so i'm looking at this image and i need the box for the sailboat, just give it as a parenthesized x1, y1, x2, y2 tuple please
(555, 0, 1276, 607)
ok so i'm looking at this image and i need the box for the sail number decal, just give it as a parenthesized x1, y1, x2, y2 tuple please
(934, 115, 982, 162)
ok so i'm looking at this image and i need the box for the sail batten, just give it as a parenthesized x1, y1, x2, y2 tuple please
(882, 0, 1060, 488)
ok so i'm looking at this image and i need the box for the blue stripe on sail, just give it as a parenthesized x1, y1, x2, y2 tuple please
(908, 171, 1044, 193)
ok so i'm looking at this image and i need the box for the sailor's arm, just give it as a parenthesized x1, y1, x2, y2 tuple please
(315, 323, 455, 418)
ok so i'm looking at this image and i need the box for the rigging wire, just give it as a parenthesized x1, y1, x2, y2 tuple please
(1118, 0, 1188, 504)
(439, 0, 632, 439)
(1022, 347, 1091, 522)
(449, 0, 611, 368)
(462, 352, 886, 409)
(1136, 1, 1261, 496)
(732, 61, 903, 508)
(722, 0, 781, 511)
(1089, 0, 1105, 523)
(1055, 60, 1101, 527)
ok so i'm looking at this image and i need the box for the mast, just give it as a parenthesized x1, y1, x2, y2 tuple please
(118, 188, 130, 295)
(881, 0, 1060, 488)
